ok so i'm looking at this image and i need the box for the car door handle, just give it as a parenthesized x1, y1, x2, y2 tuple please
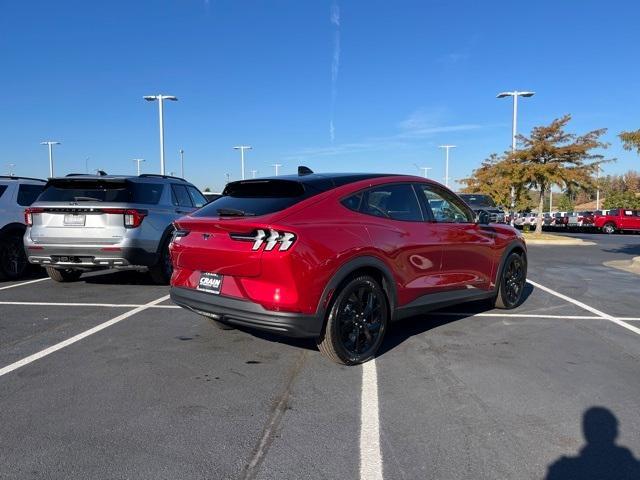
(175, 209, 190, 214)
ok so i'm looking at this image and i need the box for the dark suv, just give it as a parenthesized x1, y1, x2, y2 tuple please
(170, 168, 527, 365)
(458, 193, 506, 223)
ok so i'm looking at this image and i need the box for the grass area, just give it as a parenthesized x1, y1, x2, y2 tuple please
(522, 231, 570, 241)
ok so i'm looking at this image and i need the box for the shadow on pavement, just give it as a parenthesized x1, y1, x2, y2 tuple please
(602, 243, 640, 256)
(81, 269, 158, 286)
(545, 407, 640, 480)
(378, 283, 534, 357)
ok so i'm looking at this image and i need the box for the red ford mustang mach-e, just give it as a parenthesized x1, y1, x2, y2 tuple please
(170, 168, 527, 365)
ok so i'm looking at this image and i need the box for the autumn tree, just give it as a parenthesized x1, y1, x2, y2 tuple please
(619, 129, 640, 156)
(507, 115, 610, 234)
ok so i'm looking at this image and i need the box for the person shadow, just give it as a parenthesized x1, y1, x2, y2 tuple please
(545, 407, 640, 480)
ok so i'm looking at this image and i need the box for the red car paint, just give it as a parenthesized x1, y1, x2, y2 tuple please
(594, 208, 640, 233)
(170, 175, 524, 317)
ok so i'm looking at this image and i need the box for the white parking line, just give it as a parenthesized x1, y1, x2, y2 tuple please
(0, 301, 179, 309)
(360, 359, 383, 480)
(439, 312, 602, 320)
(0, 294, 170, 378)
(527, 279, 640, 336)
(0, 277, 49, 291)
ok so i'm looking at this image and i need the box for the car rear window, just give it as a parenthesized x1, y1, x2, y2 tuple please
(193, 179, 309, 217)
(38, 179, 164, 204)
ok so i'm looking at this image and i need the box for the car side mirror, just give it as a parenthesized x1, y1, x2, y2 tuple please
(475, 210, 490, 225)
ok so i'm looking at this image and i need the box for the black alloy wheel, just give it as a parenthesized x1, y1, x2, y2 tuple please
(318, 275, 389, 365)
(495, 252, 526, 309)
(0, 234, 28, 280)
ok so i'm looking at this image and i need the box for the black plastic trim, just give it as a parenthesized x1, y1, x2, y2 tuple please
(170, 287, 323, 338)
(395, 288, 495, 321)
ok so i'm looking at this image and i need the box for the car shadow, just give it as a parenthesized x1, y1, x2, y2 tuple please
(602, 243, 640, 256)
(377, 282, 534, 357)
(239, 283, 535, 360)
(0, 266, 47, 284)
(81, 269, 158, 286)
(544, 407, 640, 479)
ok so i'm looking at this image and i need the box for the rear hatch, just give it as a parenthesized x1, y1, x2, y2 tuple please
(172, 178, 314, 278)
(27, 177, 161, 245)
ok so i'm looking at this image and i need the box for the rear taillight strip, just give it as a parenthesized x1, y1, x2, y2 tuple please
(230, 229, 296, 252)
(24, 207, 44, 226)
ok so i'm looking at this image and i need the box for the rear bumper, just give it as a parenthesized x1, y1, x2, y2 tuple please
(26, 245, 158, 268)
(170, 286, 323, 338)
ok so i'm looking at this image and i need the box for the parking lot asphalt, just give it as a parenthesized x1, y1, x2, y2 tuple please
(1, 233, 639, 479)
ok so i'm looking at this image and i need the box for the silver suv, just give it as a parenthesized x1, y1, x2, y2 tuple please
(0, 176, 46, 280)
(24, 173, 207, 283)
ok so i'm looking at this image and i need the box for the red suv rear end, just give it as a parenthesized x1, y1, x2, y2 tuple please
(170, 169, 527, 365)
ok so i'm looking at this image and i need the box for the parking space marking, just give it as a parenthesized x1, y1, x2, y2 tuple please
(0, 301, 179, 309)
(440, 312, 602, 320)
(0, 294, 170, 378)
(360, 359, 383, 480)
(527, 279, 640, 336)
(0, 277, 49, 291)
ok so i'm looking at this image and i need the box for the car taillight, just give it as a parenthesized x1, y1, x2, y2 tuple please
(24, 207, 44, 226)
(101, 208, 147, 228)
(230, 229, 296, 252)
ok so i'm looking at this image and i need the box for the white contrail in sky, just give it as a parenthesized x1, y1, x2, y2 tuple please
(330, 2, 340, 143)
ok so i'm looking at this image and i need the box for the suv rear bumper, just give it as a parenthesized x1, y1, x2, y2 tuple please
(26, 245, 158, 268)
(170, 286, 323, 338)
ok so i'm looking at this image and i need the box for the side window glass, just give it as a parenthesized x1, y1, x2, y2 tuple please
(419, 185, 473, 223)
(17, 184, 45, 206)
(187, 186, 207, 208)
(341, 192, 363, 212)
(362, 184, 423, 221)
(171, 185, 193, 207)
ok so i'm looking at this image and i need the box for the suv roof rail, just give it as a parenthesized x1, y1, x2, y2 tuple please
(65, 173, 95, 177)
(0, 175, 46, 182)
(139, 173, 186, 181)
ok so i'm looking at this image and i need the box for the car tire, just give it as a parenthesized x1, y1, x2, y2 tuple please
(494, 252, 527, 309)
(0, 233, 29, 280)
(149, 233, 173, 285)
(317, 275, 389, 365)
(45, 266, 82, 282)
(602, 223, 616, 235)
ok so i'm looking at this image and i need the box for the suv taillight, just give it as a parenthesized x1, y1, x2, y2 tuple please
(101, 208, 148, 228)
(230, 229, 296, 251)
(24, 207, 44, 226)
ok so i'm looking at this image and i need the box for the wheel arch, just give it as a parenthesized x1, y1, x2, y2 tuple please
(493, 240, 527, 288)
(0, 222, 26, 240)
(315, 255, 398, 323)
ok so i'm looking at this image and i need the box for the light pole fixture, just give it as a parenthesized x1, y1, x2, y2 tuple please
(133, 158, 145, 175)
(179, 149, 184, 178)
(496, 91, 535, 152)
(438, 145, 456, 188)
(271, 163, 282, 176)
(233, 145, 252, 180)
(40, 141, 61, 177)
(225, 173, 231, 184)
(6, 163, 15, 176)
(143, 94, 178, 175)
(251, 169, 258, 178)
(419, 167, 432, 178)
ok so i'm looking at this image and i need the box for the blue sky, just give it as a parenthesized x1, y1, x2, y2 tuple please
(1, 0, 639, 192)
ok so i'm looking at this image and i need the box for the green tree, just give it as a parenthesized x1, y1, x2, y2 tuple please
(506, 115, 610, 234)
(603, 191, 640, 209)
(557, 195, 574, 212)
(619, 129, 640, 155)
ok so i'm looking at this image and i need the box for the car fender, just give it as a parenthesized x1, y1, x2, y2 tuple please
(315, 254, 398, 321)
(492, 239, 527, 289)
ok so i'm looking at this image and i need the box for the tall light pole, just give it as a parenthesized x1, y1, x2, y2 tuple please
(271, 163, 282, 176)
(6, 163, 15, 176)
(251, 169, 258, 178)
(419, 167, 432, 178)
(438, 145, 456, 187)
(596, 165, 601, 211)
(225, 173, 231, 185)
(40, 141, 60, 177)
(133, 158, 145, 175)
(497, 91, 535, 215)
(233, 146, 252, 180)
(143, 95, 178, 175)
(179, 149, 184, 178)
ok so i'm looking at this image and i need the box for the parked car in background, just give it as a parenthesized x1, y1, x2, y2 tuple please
(553, 212, 570, 229)
(568, 211, 595, 230)
(0, 176, 46, 280)
(24, 173, 207, 283)
(457, 193, 506, 223)
(515, 212, 537, 228)
(593, 208, 640, 234)
(170, 168, 528, 365)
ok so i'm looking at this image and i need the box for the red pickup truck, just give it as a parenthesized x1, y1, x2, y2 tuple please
(594, 208, 640, 234)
